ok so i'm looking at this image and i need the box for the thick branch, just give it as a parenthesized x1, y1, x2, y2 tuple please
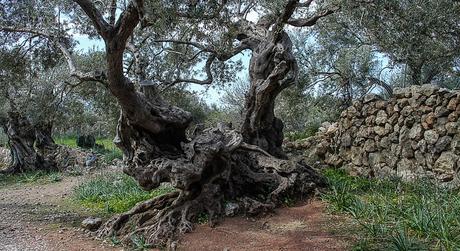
(73, 0, 112, 38)
(153, 39, 249, 87)
(109, 0, 117, 26)
(56, 42, 106, 83)
(287, 9, 336, 27)
(0, 26, 51, 37)
(113, 0, 143, 45)
(159, 55, 216, 87)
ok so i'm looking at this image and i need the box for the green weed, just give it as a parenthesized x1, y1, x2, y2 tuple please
(131, 234, 151, 251)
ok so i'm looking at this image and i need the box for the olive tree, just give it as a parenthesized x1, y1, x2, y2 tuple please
(1, 0, 335, 245)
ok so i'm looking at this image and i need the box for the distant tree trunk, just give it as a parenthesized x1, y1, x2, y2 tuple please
(0, 112, 54, 173)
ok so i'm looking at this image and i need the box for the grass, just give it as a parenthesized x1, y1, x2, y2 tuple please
(55, 136, 78, 148)
(55, 136, 123, 163)
(73, 172, 175, 215)
(322, 168, 460, 251)
(0, 170, 63, 187)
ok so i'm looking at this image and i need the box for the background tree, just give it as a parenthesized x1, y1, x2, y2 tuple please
(332, 0, 460, 87)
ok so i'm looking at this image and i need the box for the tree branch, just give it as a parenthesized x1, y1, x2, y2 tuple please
(158, 54, 216, 89)
(73, 0, 112, 38)
(109, 0, 117, 26)
(0, 25, 106, 84)
(113, 0, 143, 44)
(56, 42, 106, 83)
(286, 8, 336, 27)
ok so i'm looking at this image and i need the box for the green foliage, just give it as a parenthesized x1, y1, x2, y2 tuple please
(73, 172, 175, 215)
(47, 172, 63, 183)
(333, 0, 460, 87)
(322, 168, 460, 250)
(285, 123, 321, 141)
(55, 136, 78, 148)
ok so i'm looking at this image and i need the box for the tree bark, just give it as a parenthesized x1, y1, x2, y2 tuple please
(99, 115, 323, 246)
(0, 112, 55, 174)
(35, 122, 57, 152)
(240, 28, 298, 158)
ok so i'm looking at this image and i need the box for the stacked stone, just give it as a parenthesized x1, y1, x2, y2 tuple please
(288, 85, 460, 183)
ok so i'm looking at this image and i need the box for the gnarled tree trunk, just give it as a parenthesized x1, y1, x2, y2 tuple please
(98, 90, 323, 246)
(70, 0, 325, 247)
(241, 30, 298, 159)
(0, 112, 54, 173)
(35, 122, 57, 153)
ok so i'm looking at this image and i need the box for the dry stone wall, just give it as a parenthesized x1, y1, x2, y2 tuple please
(286, 85, 460, 183)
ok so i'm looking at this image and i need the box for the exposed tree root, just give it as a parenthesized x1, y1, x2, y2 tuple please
(97, 121, 324, 247)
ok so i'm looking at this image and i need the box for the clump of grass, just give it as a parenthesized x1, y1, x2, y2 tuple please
(74, 172, 175, 215)
(0, 170, 63, 187)
(48, 172, 63, 182)
(322, 168, 460, 251)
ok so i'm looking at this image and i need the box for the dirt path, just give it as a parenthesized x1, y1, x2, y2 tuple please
(0, 176, 121, 251)
(180, 201, 350, 251)
(0, 174, 351, 251)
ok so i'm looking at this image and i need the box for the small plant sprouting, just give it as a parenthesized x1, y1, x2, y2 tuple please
(197, 212, 209, 224)
(131, 234, 150, 251)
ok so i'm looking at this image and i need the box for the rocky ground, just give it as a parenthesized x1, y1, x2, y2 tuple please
(0, 170, 350, 251)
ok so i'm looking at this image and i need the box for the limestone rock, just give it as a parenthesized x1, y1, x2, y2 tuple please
(448, 97, 458, 111)
(225, 202, 240, 216)
(375, 110, 388, 125)
(374, 126, 386, 136)
(446, 122, 458, 135)
(82, 217, 102, 231)
(434, 136, 452, 153)
(364, 139, 377, 152)
(424, 130, 439, 145)
(420, 84, 439, 96)
(409, 124, 423, 140)
(363, 94, 381, 104)
(435, 106, 450, 117)
(286, 84, 460, 184)
(434, 152, 458, 174)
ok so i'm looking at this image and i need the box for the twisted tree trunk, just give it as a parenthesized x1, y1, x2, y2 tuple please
(35, 122, 57, 152)
(241, 30, 298, 159)
(70, 0, 325, 247)
(98, 94, 323, 246)
(0, 112, 55, 174)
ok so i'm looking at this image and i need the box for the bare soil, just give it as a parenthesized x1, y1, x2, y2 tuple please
(0, 173, 351, 251)
(180, 201, 351, 251)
